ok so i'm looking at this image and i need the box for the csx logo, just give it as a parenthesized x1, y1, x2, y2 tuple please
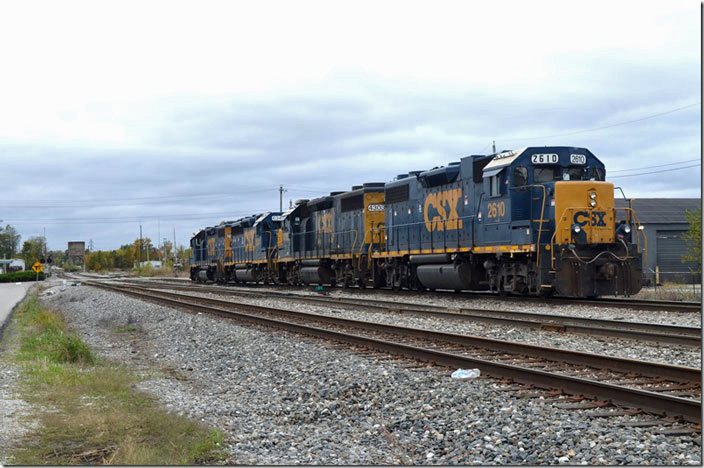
(243, 230, 256, 252)
(316, 212, 334, 244)
(573, 211, 606, 227)
(316, 212, 334, 234)
(424, 188, 463, 232)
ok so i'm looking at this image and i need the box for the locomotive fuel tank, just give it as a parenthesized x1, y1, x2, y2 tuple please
(235, 268, 259, 282)
(415, 262, 473, 290)
(409, 254, 452, 265)
(300, 266, 335, 285)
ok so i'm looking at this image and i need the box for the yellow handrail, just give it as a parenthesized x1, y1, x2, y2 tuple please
(523, 185, 546, 268)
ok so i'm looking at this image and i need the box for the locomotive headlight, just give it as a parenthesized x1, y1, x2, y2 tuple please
(589, 200, 597, 207)
(573, 224, 581, 234)
(589, 192, 597, 199)
(624, 225, 632, 234)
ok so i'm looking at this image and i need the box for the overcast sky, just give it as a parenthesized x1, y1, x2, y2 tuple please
(0, 0, 700, 252)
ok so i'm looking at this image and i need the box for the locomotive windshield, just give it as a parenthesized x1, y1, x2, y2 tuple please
(533, 165, 604, 183)
(564, 167, 585, 180)
(588, 166, 604, 180)
(534, 167, 559, 183)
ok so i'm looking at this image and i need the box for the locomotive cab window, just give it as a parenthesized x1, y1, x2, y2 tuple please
(489, 173, 502, 197)
(588, 167, 604, 181)
(564, 167, 585, 181)
(534, 167, 558, 183)
(513, 165, 527, 187)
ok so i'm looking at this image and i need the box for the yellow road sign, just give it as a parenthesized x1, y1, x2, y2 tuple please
(32, 261, 43, 273)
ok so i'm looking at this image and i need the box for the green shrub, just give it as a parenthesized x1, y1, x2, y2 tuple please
(0, 271, 45, 283)
(17, 298, 95, 365)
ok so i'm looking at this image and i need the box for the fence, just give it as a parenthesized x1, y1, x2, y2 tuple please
(643, 267, 701, 288)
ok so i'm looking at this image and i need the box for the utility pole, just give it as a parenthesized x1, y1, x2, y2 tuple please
(173, 227, 176, 262)
(492, 140, 496, 153)
(157, 218, 161, 261)
(279, 185, 287, 212)
(139, 222, 142, 265)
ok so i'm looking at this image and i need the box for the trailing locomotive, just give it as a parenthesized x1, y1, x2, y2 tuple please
(190, 146, 644, 297)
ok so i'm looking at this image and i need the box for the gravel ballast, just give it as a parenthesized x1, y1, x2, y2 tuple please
(151, 288, 701, 369)
(43, 284, 701, 465)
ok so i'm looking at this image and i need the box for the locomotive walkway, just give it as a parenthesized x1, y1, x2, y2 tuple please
(87, 280, 701, 425)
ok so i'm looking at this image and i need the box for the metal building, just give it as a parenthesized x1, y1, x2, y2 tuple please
(616, 198, 701, 283)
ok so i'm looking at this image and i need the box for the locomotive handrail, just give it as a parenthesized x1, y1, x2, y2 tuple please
(550, 206, 580, 270)
(549, 205, 590, 269)
(371, 215, 475, 254)
(615, 207, 647, 265)
(289, 228, 360, 259)
(524, 184, 547, 268)
(549, 205, 642, 270)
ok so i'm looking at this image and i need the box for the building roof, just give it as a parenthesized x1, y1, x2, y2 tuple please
(615, 198, 701, 224)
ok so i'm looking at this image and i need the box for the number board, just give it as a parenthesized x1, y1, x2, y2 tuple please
(570, 153, 587, 165)
(531, 153, 559, 164)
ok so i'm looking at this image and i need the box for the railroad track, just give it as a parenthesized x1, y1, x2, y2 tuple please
(115, 276, 702, 313)
(87, 281, 702, 425)
(113, 279, 702, 347)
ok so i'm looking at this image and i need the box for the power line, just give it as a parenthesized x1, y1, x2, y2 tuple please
(4, 208, 272, 224)
(609, 163, 701, 179)
(608, 158, 700, 173)
(0, 187, 280, 208)
(495, 102, 700, 143)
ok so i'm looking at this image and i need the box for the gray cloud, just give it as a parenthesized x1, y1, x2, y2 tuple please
(1, 26, 699, 252)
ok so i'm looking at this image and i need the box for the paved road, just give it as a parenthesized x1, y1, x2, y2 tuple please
(0, 282, 34, 337)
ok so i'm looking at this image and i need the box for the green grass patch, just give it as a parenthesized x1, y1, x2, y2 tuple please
(114, 324, 140, 333)
(0, 270, 45, 282)
(132, 262, 178, 277)
(6, 295, 229, 465)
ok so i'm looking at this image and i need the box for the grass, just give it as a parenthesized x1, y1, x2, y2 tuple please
(131, 263, 178, 278)
(114, 324, 140, 333)
(634, 282, 701, 302)
(5, 295, 229, 465)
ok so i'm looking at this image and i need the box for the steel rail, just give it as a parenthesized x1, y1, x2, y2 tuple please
(87, 281, 702, 423)
(96, 275, 702, 312)
(114, 279, 701, 346)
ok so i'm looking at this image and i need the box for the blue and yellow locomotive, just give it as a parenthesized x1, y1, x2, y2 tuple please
(190, 146, 644, 297)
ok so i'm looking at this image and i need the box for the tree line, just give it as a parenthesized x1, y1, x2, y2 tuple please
(84, 238, 191, 272)
(0, 224, 191, 272)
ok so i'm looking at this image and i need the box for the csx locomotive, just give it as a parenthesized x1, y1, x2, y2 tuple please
(190, 146, 644, 297)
